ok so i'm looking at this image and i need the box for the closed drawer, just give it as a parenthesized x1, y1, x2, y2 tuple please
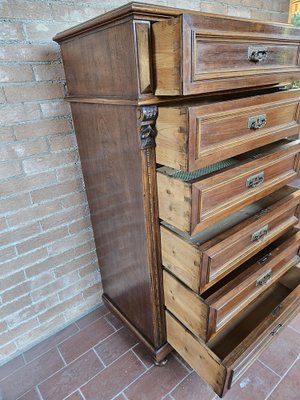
(166, 264, 300, 397)
(157, 140, 300, 235)
(152, 14, 300, 96)
(156, 89, 300, 172)
(161, 186, 300, 293)
(163, 229, 300, 342)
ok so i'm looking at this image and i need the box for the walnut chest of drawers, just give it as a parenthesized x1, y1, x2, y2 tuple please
(54, 3, 300, 397)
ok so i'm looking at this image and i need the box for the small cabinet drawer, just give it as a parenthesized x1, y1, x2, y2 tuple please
(165, 264, 300, 397)
(157, 140, 300, 235)
(156, 89, 300, 172)
(163, 230, 300, 342)
(152, 13, 300, 96)
(161, 186, 300, 293)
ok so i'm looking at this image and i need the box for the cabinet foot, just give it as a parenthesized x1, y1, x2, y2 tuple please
(154, 357, 169, 366)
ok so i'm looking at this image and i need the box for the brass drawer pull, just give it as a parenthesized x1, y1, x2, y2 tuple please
(251, 225, 268, 242)
(270, 323, 283, 336)
(272, 304, 283, 316)
(248, 114, 267, 130)
(256, 268, 273, 286)
(248, 46, 268, 63)
(246, 171, 265, 188)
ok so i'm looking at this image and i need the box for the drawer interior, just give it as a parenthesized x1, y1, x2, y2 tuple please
(207, 265, 300, 360)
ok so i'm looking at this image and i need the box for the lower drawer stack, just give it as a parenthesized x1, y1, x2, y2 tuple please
(157, 109, 300, 397)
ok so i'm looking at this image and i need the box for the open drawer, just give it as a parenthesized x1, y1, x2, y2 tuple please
(163, 229, 300, 342)
(156, 89, 300, 172)
(157, 140, 300, 235)
(166, 264, 300, 397)
(152, 13, 300, 96)
(161, 186, 300, 293)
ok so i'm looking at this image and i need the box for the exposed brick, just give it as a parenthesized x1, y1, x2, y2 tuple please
(0, 43, 60, 62)
(41, 101, 71, 118)
(0, 103, 41, 126)
(0, 127, 14, 143)
(68, 216, 92, 235)
(0, 222, 41, 248)
(0, 138, 48, 161)
(0, 342, 18, 360)
(0, 271, 26, 293)
(7, 198, 62, 228)
(0, 65, 33, 83)
(0, 21, 24, 40)
(5, 83, 64, 103)
(48, 133, 77, 151)
(38, 293, 82, 324)
(0, 246, 17, 264)
(57, 163, 83, 183)
(1, 247, 48, 277)
(23, 149, 77, 174)
(0, 87, 6, 103)
(31, 178, 83, 203)
(30, 271, 55, 291)
(0, 217, 7, 231)
(0, 171, 57, 197)
(2, 0, 53, 20)
(242, 0, 262, 7)
(41, 204, 89, 231)
(227, 5, 251, 18)
(33, 63, 66, 81)
(55, 252, 97, 278)
(0, 160, 22, 179)
(51, 4, 103, 22)
(15, 118, 71, 140)
(61, 191, 88, 208)
(1, 281, 31, 304)
(200, 2, 228, 14)
(79, 261, 99, 278)
(0, 193, 31, 215)
(25, 22, 71, 41)
(82, 282, 103, 300)
(16, 225, 69, 255)
(251, 9, 273, 21)
(0, 320, 8, 334)
(0, 294, 32, 319)
(48, 228, 94, 256)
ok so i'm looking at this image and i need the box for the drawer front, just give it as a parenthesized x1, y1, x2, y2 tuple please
(153, 14, 300, 96)
(161, 188, 300, 294)
(165, 271, 300, 397)
(156, 90, 300, 172)
(206, 231, 300, 336)
(157, 141, 300, 235)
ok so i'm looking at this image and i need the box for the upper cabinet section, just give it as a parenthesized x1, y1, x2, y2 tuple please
(152, 13, 300, 96)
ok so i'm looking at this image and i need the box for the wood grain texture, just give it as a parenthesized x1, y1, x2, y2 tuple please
(161, 188, 300, 294)
(70, 103, 164, 349)
(156, 89, 300, 171)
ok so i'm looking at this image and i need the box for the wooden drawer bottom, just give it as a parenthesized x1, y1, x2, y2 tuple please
(166, 265, 300, 397)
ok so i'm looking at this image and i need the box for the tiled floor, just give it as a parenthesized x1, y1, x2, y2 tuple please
(0, 305, 299, 400)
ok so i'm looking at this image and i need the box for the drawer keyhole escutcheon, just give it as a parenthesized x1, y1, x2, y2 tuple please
(248, 114, 267, 130)
(248, 46, 268, 63)
(251, 225, 269, 242)
(246, 171, 265, 188)
(256, 268, 273, 286)
(270, 324, 283, 336)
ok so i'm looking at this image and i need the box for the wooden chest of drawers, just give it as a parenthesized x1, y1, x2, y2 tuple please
(54, 3, 300, 397)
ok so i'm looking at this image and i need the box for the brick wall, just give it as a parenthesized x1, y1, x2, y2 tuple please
(0, 0, 290, 364)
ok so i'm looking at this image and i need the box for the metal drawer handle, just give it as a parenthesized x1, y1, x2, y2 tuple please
(248, 46, 268, 63)
(256, 268, 273, 286)
(251, 225, 268, 242)
(248, 114, 267, 130)
(257, 253, 271, 265)
(246, 171, 265, 188)
(270, 323, 283, 336)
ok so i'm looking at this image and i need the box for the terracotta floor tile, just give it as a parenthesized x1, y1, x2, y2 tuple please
(65, 390, 85, 400)
(94, 326, 138, 365)
(105, 313, 123, 330)
(0, 354, 25, 381)
(125, 355, 188, 400)
(81, 351, 145, 400)
(221, 360, 279, 400)
(0, 348, 64, 400)
(17, 387, 40, 400)
(76, 305, 108, 330)
(171, 371, 215, 400)
(58, 318, 114, 364)
(172, 353, 193, 372)
(38, 350, 103, 400)
(114, 394, 127, 400)
(289, 312, 300, 333)
(268, 359, 300, 400)
(23, 323, 79, 363)
(259, 326, 300, 376)
(131, 343, 154, 369)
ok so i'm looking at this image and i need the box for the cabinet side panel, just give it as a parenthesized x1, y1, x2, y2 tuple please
(70, 103, 158, 345)
(60, 21, 139, 98)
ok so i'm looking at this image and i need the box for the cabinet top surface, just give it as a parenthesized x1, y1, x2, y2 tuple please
(53, 1, 300, 43)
